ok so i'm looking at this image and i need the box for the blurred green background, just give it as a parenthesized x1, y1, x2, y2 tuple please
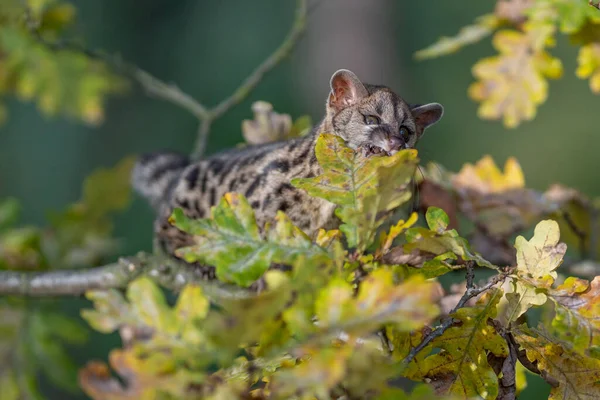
(3, 0, 598, 398)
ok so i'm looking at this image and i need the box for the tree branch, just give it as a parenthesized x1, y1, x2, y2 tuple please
(0, 253, 253, 300)
(0, 257, 144, 296)
(22, 0, 308, 159)
(21, 6, 209, 121)
(401, 263, 509, 366)
(191, 0, 308, 158)
(208, 0, 307, 122)
(133, 69, 208, 119)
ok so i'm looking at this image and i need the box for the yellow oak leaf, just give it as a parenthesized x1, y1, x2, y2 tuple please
(576, 43, 600, 93)
(502, 279, 548, 325)
(450, 156, 546, 239)
(550, 276, 600, 351)
(376, 212, 418, 258)
(468, 28, 562, 128)
(514, 326, 600, 400)
(453, 155, 524, 193)
(514, 219, 566, 282)
(498, 220, 566, 325)
(315, 269, 439, 333)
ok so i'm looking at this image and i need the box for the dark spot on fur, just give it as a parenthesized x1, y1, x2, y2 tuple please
(209, 159, 225, 175)
(262, 194, 272, 210)
(276, 183, 294, 195)
(245, 176, 262, 198)
(279, 201, 290, 212)
(265, 159, 290, 174)
(288, 140, 301, 152)
(184, 165, 200, 190)
(199, 168, 209, 192)
(239, 151, 268, 168)
(193, 199, 205, 218)
(251, 200, 260, 209)
(228, 177, 238, 191)
(177, 198, 190, 210)
(209, 188, 217, 205)
(149, 157, 188, 183)
(293, 144, 312, 167)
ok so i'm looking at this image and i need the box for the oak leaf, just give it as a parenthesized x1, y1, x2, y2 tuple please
(514, 326, 600, 399)
(549, 276, 600, 352)
(408, 288, 507, 399)
(499, 220, 566, 325)
(292, 134, 418, 252)
(576, 43, 600, 93)
(468, 28, 562, 128)
(172, 193, 330, 286)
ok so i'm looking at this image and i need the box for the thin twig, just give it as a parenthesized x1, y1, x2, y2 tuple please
(401, 264, 509, 366)
(208, 0, 307, 121)
(562, 211, 587, 259)
(21, 6, 209, 121)
(488, 327, 518, 400)
(194, 118, 213, 161)
(21, 0, 308, 160)
(192, 0, 308, 158)
(378, 327, 393, 356)
(133, 69, 208, 119)
(590, 207, 599, 261)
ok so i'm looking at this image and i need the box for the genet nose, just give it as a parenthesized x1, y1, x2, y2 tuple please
(387, 135, 405, 151)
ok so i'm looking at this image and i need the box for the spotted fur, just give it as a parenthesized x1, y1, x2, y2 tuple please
(132, 69, 444, 268)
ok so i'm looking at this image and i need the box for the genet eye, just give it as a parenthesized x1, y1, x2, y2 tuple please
(364, 115, 380, 125)
(399, 126, 410, 140)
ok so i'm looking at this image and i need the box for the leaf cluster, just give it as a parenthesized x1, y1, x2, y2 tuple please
(77, 135, 600, 400)
(0, 156, 134, 399)
(0, 0, 125, 124)
(417, 0, 600, 127)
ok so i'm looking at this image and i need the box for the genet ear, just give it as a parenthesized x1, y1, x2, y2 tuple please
(411, 103, 444, 133)
(328, 69, 368, 112)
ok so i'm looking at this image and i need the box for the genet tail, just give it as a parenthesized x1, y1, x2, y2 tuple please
(131, 152, 190, 211)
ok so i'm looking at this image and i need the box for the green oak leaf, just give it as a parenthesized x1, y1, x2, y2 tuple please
(291, 133, 418, 252)
(404, 207, 494, 268)
(172, 192, 331, 287)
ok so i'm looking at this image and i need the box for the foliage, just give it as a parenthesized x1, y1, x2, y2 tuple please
(67, 135, 600, 400)
(0, 157, 134, 399)
(171, 193, 331, 287)
(405, 288, 507, 398)
(1, 1, 600, 400)
(0, 0, 125, 124)
(291, 134, 418, 252)
(514, 326, 600, 399)
(417, 0, 600, 127)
